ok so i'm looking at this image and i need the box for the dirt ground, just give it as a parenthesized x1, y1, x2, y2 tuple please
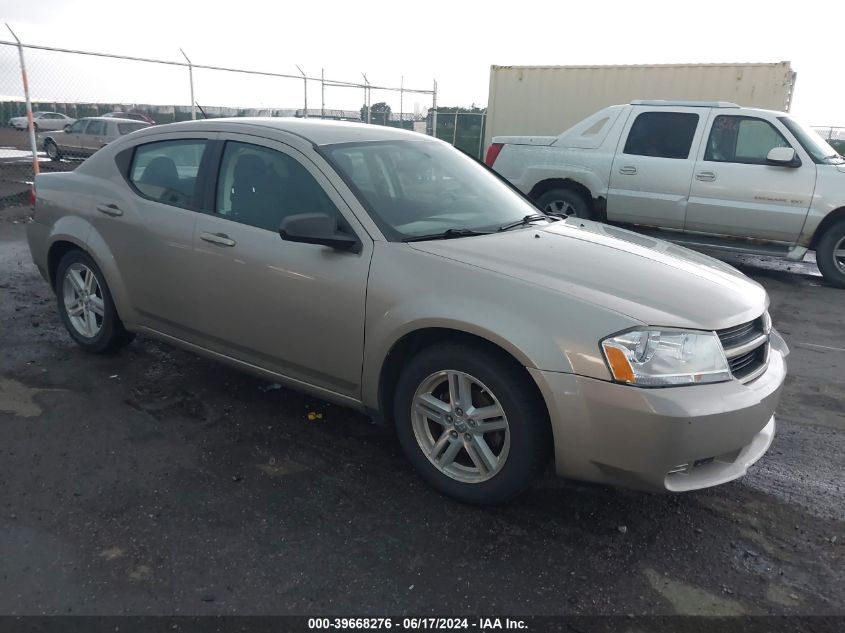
(0, 206, 842, 617)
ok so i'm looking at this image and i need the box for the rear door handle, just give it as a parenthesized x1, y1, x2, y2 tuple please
(618, 166, 637, 175)
(200, 232, 236, 247)
(696, 171, 717, 182)
(96, 203, 123, 217)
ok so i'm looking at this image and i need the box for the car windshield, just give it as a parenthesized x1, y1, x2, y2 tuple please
(779, 117, 844, 164)
(323, 140, 547, 240)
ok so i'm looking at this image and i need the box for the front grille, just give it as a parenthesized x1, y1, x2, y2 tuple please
(716, 314, 770, 383)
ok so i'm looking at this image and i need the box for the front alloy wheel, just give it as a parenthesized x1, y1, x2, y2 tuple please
(412, 370, 510, 483)
(394, 343, 551, 504)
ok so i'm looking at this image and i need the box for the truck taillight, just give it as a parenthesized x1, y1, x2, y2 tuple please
(484, 143, 504, 167)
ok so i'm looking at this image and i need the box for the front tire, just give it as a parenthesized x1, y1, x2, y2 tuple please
(45, 139, 61, 161)
(535, 188, 591, 219)
(816, 219, 845, 289)
(394, 343, 551, 504)
(55, 250, 134, 353)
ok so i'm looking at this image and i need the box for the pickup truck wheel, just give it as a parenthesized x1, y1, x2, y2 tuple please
(535, 188, 591, 219)
(816, 220, 845, 288)
(394, 343, 551, 505)
(56, 250, 135, 353)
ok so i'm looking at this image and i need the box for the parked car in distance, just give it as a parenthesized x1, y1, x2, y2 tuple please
(8, 111, 75, 131)
(27, 119, 788, 504)
(41, 116, 151, 161)
(487, 101, 845, 288)
(101, 111, 155, 125)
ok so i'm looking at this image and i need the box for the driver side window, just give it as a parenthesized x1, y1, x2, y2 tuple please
(705, 115, 791, 165)
(68, 120, 87, 134)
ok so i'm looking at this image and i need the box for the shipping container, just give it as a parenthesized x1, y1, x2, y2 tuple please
(484, 62, 796, 149)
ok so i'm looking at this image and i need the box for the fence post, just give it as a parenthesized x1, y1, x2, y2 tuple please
(477, 112, 486, 159)
(362, 73, 371, 124)
(399, 76, 403, 129)
(179, 48, 196, 120)
(6, 24, 39, 178)
(431, 79, 437, 138)
(296, 65, 307, 117)
(321, 68, 325, 119)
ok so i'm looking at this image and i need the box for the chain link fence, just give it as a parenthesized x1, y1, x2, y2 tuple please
(813, 126, 845, 155)
(0, 33, 440, 209)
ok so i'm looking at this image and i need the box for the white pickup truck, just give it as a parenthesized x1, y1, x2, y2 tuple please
(486, 100, 845, 287)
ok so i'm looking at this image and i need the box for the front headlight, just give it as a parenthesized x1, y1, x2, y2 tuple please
(601, 329, 731, 387)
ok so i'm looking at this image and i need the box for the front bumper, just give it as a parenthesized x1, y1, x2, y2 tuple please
(530, 331, 788, 492)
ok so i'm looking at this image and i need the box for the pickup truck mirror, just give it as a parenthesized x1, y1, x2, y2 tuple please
(279, 212, 360, 253)
(766, 147, 799, 167)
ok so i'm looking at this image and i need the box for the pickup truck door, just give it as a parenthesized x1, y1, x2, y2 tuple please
(685, 112, 816, 243)
(607, 107, 706, 229)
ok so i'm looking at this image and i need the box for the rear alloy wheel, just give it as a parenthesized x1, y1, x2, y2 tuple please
(816, 219, 845, 289)
(56, 250, 134, 353)
(535, 188, 591, 219)
(394, 344, 551, 504)
(45, 139, 61, 161)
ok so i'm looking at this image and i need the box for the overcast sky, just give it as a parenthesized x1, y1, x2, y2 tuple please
(2, 0, 843, 125)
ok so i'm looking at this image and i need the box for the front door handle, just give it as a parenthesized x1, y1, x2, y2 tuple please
(618, 165, 638, 175)
(696, 171, 717, 182)
(96, 203, 123, 217)
(200, 232, 236, 247)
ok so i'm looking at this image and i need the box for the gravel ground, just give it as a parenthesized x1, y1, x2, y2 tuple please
(0, 208, 842, 617)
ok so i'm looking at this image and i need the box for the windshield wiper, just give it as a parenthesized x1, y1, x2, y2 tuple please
(498, 214, 555, 232)
(402, 228, 493, 242)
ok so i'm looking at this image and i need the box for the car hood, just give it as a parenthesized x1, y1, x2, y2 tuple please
(408, 219, 767, 330)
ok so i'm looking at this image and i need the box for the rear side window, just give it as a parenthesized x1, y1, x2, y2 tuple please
(86, 120, 106, 135)
(623, 112, 699, 159)
(129, 140, 207, 209)
(118, 122, 146, 135)
(215, 141, 341, 232)
(705, 115, 791, 164)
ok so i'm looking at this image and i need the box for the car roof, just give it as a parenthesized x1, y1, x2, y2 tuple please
(140, 117, 428, 146)
(78, 116, 148, 123)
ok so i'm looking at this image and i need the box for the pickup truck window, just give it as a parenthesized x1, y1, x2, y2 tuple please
(623, 112, 699, 159)
(705, 116, 790, 165)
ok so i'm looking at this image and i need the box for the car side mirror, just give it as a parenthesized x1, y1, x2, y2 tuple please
(64, 125, 71, 133)
(766, 147, 799, 167)
(279, 213, 360, 253)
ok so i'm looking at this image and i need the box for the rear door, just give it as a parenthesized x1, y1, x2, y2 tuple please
(607, 107, 706, 229)
(88, 133, 213, 340)
(685, 113, 816, 242)
(191, 134, 373, 398)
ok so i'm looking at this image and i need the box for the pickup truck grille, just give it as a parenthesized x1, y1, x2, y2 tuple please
(716, 313, 770, 383)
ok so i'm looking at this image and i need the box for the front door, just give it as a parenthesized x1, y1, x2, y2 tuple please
(685, 113, 816, 243)
(192, 135, 372, 399)
(79, 119, 107, 156)
(61, 119, 88, 157)
(607, 107, 706, 229)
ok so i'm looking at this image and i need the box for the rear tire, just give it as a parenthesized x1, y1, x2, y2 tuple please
(535, 188, 591, 219)
(55, 250, 134, 353)
(394, 343, 551, 505)
(816, 219, 845, 289)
